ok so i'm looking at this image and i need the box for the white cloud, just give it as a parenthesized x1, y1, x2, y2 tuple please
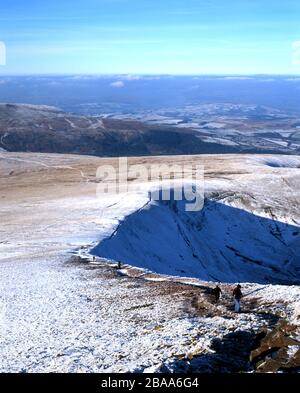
(285, 77, 300, 82)
(47, 81, 61, 86)
(258, 78, 275, 82)
(110, 81, 125, 88)
(123, 75, 141, 80)
(68, 75, 103, 80)
(223, 76, 254, 80)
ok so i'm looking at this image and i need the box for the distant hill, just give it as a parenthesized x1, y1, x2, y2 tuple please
(0, 103, 283, 157)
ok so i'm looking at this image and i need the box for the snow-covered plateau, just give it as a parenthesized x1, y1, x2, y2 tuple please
(0, 152, 299, 372)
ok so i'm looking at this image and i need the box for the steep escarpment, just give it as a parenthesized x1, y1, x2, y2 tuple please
(91, 193, 300, 285)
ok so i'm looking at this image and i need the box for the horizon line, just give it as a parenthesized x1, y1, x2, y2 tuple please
(1, 73, 300, 77)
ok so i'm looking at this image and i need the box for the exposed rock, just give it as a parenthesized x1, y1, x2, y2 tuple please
(250, 320, 300, 372)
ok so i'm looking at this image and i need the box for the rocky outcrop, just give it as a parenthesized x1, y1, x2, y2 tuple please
(250, 320, 300, 372)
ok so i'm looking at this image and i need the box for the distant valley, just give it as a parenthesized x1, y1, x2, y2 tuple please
(0, 102, 299, 157)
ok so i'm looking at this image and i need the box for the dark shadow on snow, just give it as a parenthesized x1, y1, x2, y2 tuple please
(157, 330, 259, 373)
(91, 196, 300, 285)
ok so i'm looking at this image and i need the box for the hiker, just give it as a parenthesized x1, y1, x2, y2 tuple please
(233, 284, 243, 312)
(212, 285, 222, 303)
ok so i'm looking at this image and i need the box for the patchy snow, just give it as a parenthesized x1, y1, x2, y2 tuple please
(65, 118, 77, 128)
(262, 139, 289, 147)
(199, 122, 226, 129)
(201, 137, 239, 146)
(88, 118, 105, 129)
(0, 152, 299, 373)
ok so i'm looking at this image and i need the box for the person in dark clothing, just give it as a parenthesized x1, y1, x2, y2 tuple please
(233, 284, 243, 312)
(212, 285, 222, 303)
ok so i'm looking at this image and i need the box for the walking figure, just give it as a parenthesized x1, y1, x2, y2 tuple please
(233, 284, 243, 312)
(212, 285, 222, 303)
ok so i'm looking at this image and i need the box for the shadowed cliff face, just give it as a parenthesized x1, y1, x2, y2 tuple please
(92, 196, 300, 285)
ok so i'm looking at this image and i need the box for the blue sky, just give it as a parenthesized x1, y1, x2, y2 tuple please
(0, 0, 300, 75)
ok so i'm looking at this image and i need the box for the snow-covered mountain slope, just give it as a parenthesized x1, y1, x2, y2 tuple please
(89, 154, 300, 285)
(256, 156, 300, 168)
(91, 191, 300, 285)
(0, 152, 299, 372)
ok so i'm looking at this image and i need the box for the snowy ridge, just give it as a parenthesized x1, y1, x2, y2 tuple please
(256, 156, 300, 168)
(91, 188, 300, 285)
(1, 152, 299, 372)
